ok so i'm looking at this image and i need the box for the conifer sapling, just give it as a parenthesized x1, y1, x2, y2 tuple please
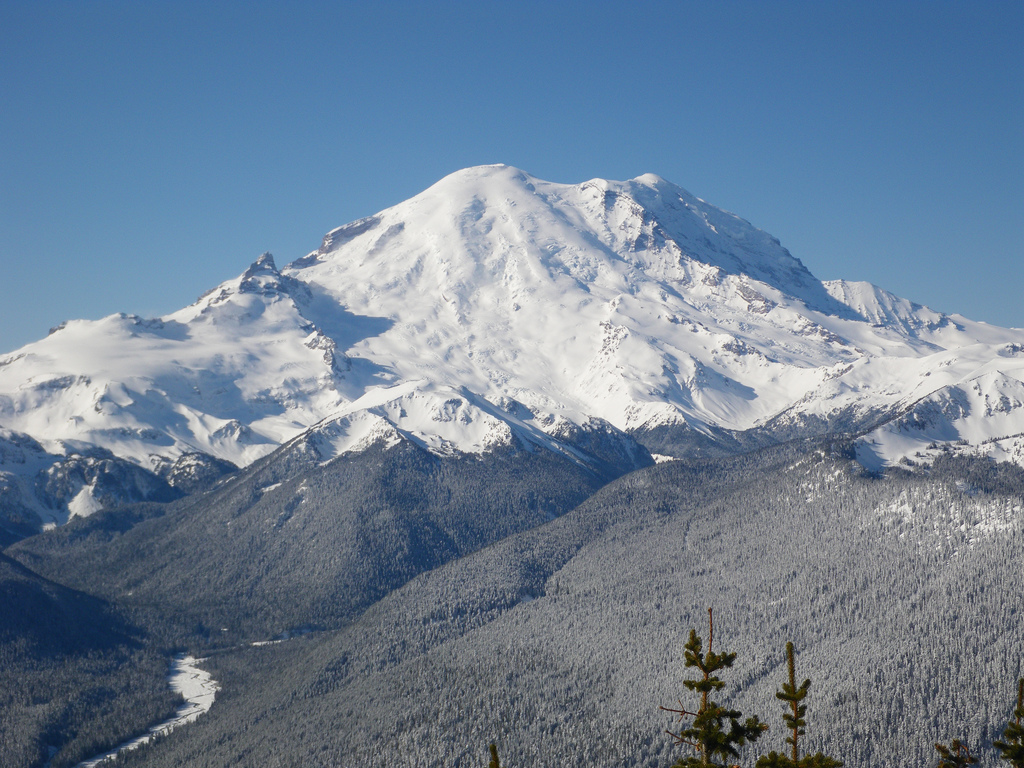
(755, 642, 841, 768)
(935, 739, 978, 768)
(660, 608, 767, 768)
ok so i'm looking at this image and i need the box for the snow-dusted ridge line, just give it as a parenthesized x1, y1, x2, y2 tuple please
(2, 164, 1024, 531)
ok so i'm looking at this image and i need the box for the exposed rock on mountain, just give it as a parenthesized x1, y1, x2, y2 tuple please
(1, 165, 1021, 530)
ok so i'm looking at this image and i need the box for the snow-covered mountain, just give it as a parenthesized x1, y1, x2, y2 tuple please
(2, 164, 1022, 529)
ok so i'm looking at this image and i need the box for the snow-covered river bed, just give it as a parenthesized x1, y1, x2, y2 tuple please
(73, 654, 218, 768)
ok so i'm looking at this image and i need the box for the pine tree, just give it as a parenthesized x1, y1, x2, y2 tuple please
(755, 642, 842, 768)
(488, 743, 502, 768)
(935, 739, 978, 768)
(660, 608, 767, 767)
(994, 678, 1024, 767)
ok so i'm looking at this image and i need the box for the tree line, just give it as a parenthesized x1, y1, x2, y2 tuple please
(490, 608, 1024, 768)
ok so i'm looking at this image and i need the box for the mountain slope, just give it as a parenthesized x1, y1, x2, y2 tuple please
(0, 554, 181, 768)
(8, 428, 637, 643)
(87, 446, 1024, 768)
(284, 165, 1023, 444)
(2, 165, 1022, 531)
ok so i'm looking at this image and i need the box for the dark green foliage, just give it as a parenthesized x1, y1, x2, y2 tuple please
(10, 440, 613, 646)
(2, 438, 632, 764)
(928, 455, 1024, 497)
(755, 642, 842, 768)
(775, 641, 810, 762)
(6, 442, 1024, 767)
(662, 608, 767, 767)
(936, 739, 978, 767)
(994, 679, 1024, 767)
(488, 742, 502, 768)
(758, 753, 846, 768)
(54, 445, 1024, 767)
(0, 555, 180, 768)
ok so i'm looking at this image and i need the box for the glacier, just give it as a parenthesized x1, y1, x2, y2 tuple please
(2, 164, 1022, 529)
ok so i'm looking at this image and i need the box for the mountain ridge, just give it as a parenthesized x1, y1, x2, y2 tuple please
(3, 167, 1023, 768)
(2, 164, 1022, 531)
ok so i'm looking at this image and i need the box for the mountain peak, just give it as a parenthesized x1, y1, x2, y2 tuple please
(3, 166, 1024, 536)
(236, 251, 311, 301)
(242, 251, 279, 278)
(239, 251, 280, 289)
(434, 163, 531, 182)
(418, 163, 544, 202)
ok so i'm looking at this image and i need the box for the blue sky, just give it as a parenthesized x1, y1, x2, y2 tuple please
(1, 0, 1022, 353)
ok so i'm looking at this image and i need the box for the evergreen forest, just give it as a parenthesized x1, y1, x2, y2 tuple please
(2, 440, 1022, 767)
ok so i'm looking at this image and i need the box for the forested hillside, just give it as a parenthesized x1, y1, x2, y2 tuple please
(9, 438, 623, 647)
(0, 555, 180, 768)
(42, 444, 1020, 768)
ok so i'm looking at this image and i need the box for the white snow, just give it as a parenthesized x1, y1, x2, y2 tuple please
(2, 163, 1023, 504)
(66, 486, 102, 520)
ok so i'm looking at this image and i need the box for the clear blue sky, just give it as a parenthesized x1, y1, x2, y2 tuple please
(2, 0, 1022, 353)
